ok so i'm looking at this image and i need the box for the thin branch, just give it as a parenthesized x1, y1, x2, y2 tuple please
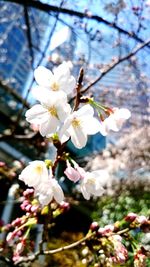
(82, 38, 150, 94)
(6, 0, 150, 50)
(14, 225, 140, 265)
(73, 68, 84, 111)
(24, 0, 34, 67)
(44, 232, 95, 255)
(15, 232, 95, 265)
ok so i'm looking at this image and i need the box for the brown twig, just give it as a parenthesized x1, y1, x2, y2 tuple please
(73, 67, 84, 111)
(82, 38, 150, 94)
(14, 232, 95, 265)
(7, 0, 150, 50)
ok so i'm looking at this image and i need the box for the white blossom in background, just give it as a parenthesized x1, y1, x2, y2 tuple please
(33, 61, 76, 97)
(99, 108, 131, 136)
(79, 170, 107, 200)
(25, 91, 71, 137)
(19, 161, 49, 188)
(59, 104, 100, 149)
(19, 161, 64, 206)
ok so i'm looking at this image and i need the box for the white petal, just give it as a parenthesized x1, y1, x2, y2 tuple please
(117, 108, 131, 119)
(44, 91, 67, 109)
(70, 126, 87, 149)
(25, 105, 47, 124)
(57, 103, 71, 122)
(40, 115, 60, 136)
(59, 76, 76, 94)
(31, 87, 52, 103)
(53, 62, 70, 78)
(82, 117, 100, 135)
(98, 122, 108, 136)
(76, 104, 94, 118)
(19, 161, 49, 188)
(38, 191, 53, 206)
(59, 116, 72, 142)
(80, 184, 91, 200)
(92, 186, 104, 197)
(105, 116, 120, 132)
(34, 66, 53, 87)
(51, 179, 64, 204)
(59, 131, 70, 143)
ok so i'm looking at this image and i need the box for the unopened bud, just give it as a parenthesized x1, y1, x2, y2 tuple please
(90, 221, 99, 231)
(125, 212, 137, 222)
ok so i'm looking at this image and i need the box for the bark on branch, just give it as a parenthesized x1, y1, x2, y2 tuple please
(6, 0, 150, 49)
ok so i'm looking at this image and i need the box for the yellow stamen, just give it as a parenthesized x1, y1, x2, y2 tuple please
(48, 106, 58, 117)
(35, 165, 43, 175)
(71, 118, 81, 128)
(50, 82, 59, 91)
(87, 177, 95, 185)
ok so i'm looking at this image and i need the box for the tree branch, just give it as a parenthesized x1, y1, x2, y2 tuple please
(82, 38, 150, 94)
(6, 0, 150, 50)
(73, 68, 84, 111)
(24, 0, 34, 67)
(15, 232, 95, 265)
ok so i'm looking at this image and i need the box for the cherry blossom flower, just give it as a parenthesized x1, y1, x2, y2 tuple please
(99, 108, 131, 136)
(110, 235, 128, 264)
(36, 178, 64, 206)
(79, 170, 106, 200)
(25, 91, 71, 137)
(19, 161, 49, 188)
(19, 161, 64, 206)
(64, 160, 85, 182)
(33, 61, 76, 96)
(59, 104, 100, 149)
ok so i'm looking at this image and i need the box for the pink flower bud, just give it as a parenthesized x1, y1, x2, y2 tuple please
(98, 224, 114, 236)
(0, 161, 6, 167)
(20, 200, 30, 210)
(90, 221, 99, 231)
(25, 204, 32, 212)
(125, 212, 137, 222)
(23, 188, 34, 197)
(6, 232, 14, 243)
(64, 160, 85, 183)
(59, 201, 70, 212)
(30, 205, 39, 213)
(16, 239, 25, 254)
(12, 253, 23, 263)
(11, 218, 22, 227)
(136, 216, 148, 225)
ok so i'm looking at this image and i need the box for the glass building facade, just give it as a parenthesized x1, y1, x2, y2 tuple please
(0, 2, 55, 95)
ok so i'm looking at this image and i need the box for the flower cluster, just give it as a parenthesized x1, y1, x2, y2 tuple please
(87, 215, 150, 266)
(22, 62, 131, 207)
(5, 189, 38, 262)
(26, 62, 131, 148)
